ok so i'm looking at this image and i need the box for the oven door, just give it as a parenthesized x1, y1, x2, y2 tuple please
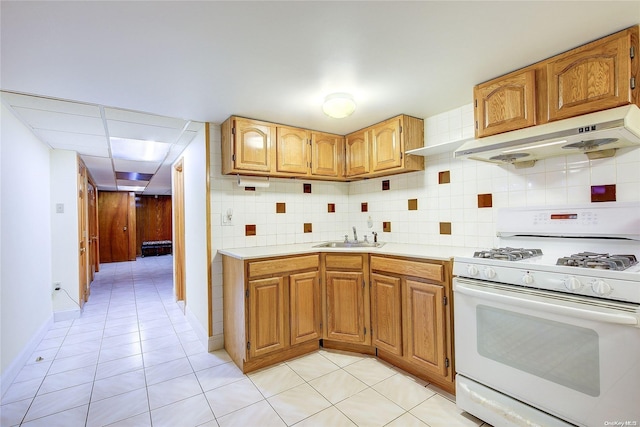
(454, 277, 640, 427)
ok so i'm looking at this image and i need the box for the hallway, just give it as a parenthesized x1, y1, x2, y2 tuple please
(1, 256, 485, 427)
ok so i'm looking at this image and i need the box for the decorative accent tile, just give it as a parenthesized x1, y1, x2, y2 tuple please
(591, 184, 616, 202)
(382, 180, 390, 191)
(327, 204, 335, 213)
(439, 222, 452, 235)
(276, 203, 286, 213)
(303, 183, 312, 193)
(477, 194, 493, 208)
(245, 225, 256, 236)
(361, 203, 368, 212)
(383, 222, 391, 232)
(304, 223, 313, 233)
(408, 199, 418, 210)
(438, 171, 450, 184)
(244, 187, 256, 192)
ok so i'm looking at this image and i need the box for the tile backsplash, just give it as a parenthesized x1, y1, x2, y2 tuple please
(210, 103, 640, 251)
(208, 103, 640, 345)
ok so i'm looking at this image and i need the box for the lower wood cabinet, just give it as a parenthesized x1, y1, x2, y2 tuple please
(223, 251, 454, 393)
(370, 255, 454, 393)
(222, 254, 320, 373)
(322, 253, 371, 346)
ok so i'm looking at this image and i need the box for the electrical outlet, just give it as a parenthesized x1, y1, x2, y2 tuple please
(221, 208, 234, 226)
(53, 282, 61, 292)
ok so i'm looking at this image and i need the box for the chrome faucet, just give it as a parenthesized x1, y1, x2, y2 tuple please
(352, 226, 358, 242)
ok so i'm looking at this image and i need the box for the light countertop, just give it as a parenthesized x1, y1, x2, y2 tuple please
(217, 242, 476, 261)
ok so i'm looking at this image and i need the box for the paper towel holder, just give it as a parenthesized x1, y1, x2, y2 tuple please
(237, 174, 270, 188)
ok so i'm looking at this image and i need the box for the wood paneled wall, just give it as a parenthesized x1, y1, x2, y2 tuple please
(136, 195, 172, 257)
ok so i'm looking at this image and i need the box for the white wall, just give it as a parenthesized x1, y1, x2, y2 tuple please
(0, 102, 53, 389)
(176, 123, 211, 349)
(50, 150, 81, 318)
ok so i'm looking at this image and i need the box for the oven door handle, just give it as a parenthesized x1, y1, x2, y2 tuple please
(455, 281, 639, 326)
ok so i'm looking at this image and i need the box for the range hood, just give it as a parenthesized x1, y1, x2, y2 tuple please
(454, 104, 640, 167)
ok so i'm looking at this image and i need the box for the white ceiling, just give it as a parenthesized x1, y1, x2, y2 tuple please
(1, 1, 639, 194)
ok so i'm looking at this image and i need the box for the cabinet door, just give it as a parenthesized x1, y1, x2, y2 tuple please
(404, 279, 447, 376)
(233, 118, 274, 172)
(248, 276, 287, 359)
(371, 273, 402, 356)
(311, 132, 343, 177)
(474, 69, 536, 138)
(345, 130, 370, 177)
(325, 271, 369, 344)
(276, 126, 309, 174)
(371, 118, 402, 172)
(290, 270, 321, 345)
(547, 31, 633, 121)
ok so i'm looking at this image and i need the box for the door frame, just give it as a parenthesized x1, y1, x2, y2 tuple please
(173, 158, 186, 304)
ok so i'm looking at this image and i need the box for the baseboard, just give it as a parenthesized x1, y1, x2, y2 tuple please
(1, 315, 53, 397)
(185, 305, 209, 352)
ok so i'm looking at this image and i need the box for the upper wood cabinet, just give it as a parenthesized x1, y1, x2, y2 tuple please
(345, 115, 424, 179)
(275, 127, 344, 179)
(474, 25, 638, 138)
(276, 126, 309, 175)
(221, 117, 276, 175)
(311, 131, 343, 178)
(474, 69, 537, 138)
(547, 28, 635, 121)
(345, 129, 370, 177)
(371, 117, 402, 172)
(222, 114, 423, 181)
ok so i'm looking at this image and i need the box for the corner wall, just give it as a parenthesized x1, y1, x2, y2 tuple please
(0, 102, 53, 391)
(176, 124, 210, 348)
(50, 150, 81, 318)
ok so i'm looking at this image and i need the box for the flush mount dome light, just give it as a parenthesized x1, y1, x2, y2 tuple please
(322, 93, 356, 119)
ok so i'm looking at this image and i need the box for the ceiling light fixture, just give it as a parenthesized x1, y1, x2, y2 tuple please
(322, 93, 356, 119)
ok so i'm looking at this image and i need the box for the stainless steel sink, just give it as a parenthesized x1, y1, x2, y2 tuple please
(313, 241, 385, 248)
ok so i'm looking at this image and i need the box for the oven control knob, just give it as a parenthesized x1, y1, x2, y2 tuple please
(591, 279, 612, 296)
(564, 276, 583, 291)
(483, 267, 496, 280)
(522, 273, 534, 285)
(467, 265, 479, 276)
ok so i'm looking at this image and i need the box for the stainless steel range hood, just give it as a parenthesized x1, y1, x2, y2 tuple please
(454, 105, 640, 167)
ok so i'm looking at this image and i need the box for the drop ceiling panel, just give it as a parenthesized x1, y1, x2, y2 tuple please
(80, 155, 116, 187)
(117, 179, 149, 187)
(186, 121, 204, 132)
(104, 107, 187, 130)
(13, 107, 106, 134)
(176, 129, 198, 146)
(165, 144, 188, 164)
(106, 120, 183, 143)
(36, 130, 109, 156)
(144, 164, 172, 194)
(113, 158, 161, 174)
(2, 92, 101, 117)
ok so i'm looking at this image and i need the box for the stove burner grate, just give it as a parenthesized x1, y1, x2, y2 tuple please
(556, 252, 638, 271)
(474, 247, 543, 261)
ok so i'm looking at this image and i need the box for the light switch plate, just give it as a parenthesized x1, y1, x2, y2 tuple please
(55, 203, 64, 213)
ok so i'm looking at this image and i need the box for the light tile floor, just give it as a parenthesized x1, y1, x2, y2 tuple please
(1, 256, 491, 427)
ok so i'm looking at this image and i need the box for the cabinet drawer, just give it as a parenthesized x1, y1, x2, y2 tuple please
(324, 254, 364, 270)
(370, 256, 444, 282)
(248, 255, 319, 278)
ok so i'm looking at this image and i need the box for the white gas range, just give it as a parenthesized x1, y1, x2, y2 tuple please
(453, 202, 640, 427)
